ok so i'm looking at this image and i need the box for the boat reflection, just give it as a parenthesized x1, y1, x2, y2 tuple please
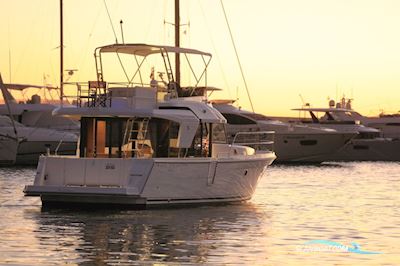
(31, 203, 269, 264)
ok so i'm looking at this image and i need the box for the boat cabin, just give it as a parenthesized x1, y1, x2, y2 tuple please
(78, 112, 227, 159)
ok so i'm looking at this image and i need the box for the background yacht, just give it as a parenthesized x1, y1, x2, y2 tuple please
(0, 115, 77, 165)
(324, 98, 400, 139)
(292, 107, 400, 161)
(0, 83, 79, 133)
(212, 101, 356, 163)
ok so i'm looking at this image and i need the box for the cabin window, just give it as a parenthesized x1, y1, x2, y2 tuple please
(80, 117, 125, 158)
(353, 145, 369, 150)
(80, 117, 154, 158)
(300, 140, 317, 146)
(359, 132, 380, 139)
(222, 113, 256, 125)
(186, 122, 209, 157)
(105, 119, 124, 157)
(167, 121, 181, 157)
(79, 117, 218, 159)
(211, 123, 227, 143)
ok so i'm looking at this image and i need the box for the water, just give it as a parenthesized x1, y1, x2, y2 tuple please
(1, 162, 399, 265)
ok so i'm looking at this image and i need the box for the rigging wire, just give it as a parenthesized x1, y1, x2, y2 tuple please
(197, 0, 231, 99)
(219, 0, 254, 112)
(103, 0, 118, 43)
(76, 4, 103, 81)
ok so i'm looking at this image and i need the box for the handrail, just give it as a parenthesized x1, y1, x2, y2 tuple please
(62, 80, 208, 108)
(231, 131, 275, 151)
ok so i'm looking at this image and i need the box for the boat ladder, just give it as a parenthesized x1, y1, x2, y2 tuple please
(123, 118, 150, 157)
(160, 49, 179, 97)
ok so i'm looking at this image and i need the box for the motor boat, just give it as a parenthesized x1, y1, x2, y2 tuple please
(0, 115, 77, 165)
(0, 83, 79, 133)
(323, 97, 400, 139)
(292, 107, 400, 161)
(24, 43, 276, 208)
(212, 101, 356, 163)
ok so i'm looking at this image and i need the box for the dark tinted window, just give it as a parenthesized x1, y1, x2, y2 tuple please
(300, 140, 317, 146)
(222, 113, 256, 125)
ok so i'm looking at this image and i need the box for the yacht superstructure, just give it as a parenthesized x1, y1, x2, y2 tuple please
(325, 98, 400, 139)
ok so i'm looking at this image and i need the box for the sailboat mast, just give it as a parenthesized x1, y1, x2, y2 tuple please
(175, 0, 180, 84)
(60, 0, 64, 105)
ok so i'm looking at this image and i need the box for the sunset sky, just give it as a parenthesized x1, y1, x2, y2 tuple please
(1, 0, 400, 116)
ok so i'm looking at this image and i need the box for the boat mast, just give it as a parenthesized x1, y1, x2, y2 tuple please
(60, 0, 64, 105)
(175, 0, 180, 84)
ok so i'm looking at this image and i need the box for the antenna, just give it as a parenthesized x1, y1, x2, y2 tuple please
(163, 0, 190, 85)
(65, 69, 78, 82)
(335, 83, 338, 103)
(299, 94, 310, 108)
(236, 86, 239, 107)
(120, 20, 125, 44)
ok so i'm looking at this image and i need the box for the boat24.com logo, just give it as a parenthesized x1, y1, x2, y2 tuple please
(296, 240, 382, 254)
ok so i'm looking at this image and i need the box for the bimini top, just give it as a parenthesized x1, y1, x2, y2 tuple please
(98, 43, 212, 57)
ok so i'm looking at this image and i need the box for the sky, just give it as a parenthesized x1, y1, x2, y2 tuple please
(1, 0, 400, 116)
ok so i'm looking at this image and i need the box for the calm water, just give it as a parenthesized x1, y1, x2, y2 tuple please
(0, 162, 399, 265)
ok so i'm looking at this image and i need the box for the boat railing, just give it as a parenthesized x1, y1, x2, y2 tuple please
(231, 131, 275, 152)
(62, 81, 171, 107)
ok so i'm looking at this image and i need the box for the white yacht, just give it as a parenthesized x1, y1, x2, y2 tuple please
(212, 101, 356, 163)
(24, 44, 276, 208)
(324, 98, 400, 139)
(0, 115, 77, 165)
(293, 107, 400, 161)
(0, 83, 79, 133)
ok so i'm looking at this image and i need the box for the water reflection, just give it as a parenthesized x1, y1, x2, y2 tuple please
(2, 163, 399, 265)
(31, 204, 269, 264)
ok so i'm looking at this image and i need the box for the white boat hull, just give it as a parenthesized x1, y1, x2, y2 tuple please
(273, 132, 355, 163)
(223, 123, 355, 163)
(0, 136, 18, 165)
(322, 138, 400, 161)
(25, 153, 275, 207)
(16, 140, 76, 165)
